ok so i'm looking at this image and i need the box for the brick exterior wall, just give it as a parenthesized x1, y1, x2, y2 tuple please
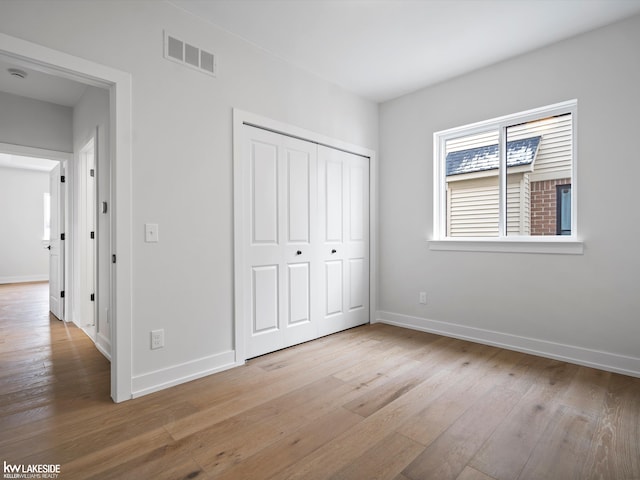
(530, 178, 571, 235)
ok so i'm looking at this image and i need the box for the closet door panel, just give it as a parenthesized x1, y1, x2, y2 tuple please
(318, 146, 369, 336)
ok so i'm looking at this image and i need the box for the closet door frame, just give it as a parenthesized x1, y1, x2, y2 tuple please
(232, 109, 378, 364)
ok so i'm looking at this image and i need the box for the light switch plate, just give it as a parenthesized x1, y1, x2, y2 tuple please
(145, 223, 159, 243)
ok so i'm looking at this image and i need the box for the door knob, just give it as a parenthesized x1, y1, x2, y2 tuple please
(46, 245, 51, 250)
(296, 250, 302, 255)
(331, 249, 337, 254)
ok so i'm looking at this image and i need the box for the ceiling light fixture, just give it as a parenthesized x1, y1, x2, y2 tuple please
(7, 68, 28, 79)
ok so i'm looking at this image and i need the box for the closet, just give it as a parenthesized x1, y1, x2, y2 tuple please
(238, 125, 370, 358)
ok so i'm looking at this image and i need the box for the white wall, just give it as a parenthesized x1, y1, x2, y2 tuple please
(378, 14, 640, 376)
(0, 0, 378, 395)
(0, 91, 71, 286)
(0, 91, 73, 152)
(73, 86, 111, 355)
(0, 166, 50, 283)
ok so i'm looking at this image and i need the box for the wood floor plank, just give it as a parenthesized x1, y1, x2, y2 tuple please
(396, 348, 534, 447)
(56, 427, 177, 480)
(83, 438, 202, 480)
(186, 378, 363, 476)
(392, 475, 411, 480)
(210, 407, 363, 480)
(456, 466, 498, 480)
(559, 365, 611, 414)
(468, 361, 579, 480)
(9, 400, 199, 466)
(272, 366, 470, 480)
(329, 432, 424, 480)
(580, 373, 640, 479)
(166, 372, 346, 441)
(402, 385, 523, 480)
(516, 405, 597, 480)
(343, 341, 499, 418)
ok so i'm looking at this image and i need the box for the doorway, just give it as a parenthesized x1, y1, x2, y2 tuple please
(0, 146, 68, 298)
(1, 31, 133, 402)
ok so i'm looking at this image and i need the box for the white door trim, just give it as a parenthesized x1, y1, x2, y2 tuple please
(232, 108, 378, 364)
(0, 32, 133, 403)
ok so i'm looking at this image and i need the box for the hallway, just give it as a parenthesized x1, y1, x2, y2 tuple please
(0, 281, 111, 426)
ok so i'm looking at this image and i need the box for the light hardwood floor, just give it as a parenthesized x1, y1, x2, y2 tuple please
(1, 281, 639, 480)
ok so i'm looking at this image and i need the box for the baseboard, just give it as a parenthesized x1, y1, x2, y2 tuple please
(376, 310, 640, 379)
(0, 274, 49, 284)
(95, 333, 111, 361)
(131, 350, 241, 398)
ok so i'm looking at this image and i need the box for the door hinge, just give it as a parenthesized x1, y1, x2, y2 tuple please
(112, 254, 116, 264)
(90, 231, 95, 239)
(90, 169, 95, 177)
(60, 175, 66, 183)
(60, 291, 65, 298)
(61, 233, 65, 241)
(90, 293, 95, 302)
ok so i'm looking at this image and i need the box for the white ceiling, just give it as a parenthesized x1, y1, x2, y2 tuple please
(0, 153, 58, 172)
(0, 56, 87, 107)
(171, 0, 640, 102)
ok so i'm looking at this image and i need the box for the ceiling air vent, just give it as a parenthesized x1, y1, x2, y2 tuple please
(164, 31, 216, 77)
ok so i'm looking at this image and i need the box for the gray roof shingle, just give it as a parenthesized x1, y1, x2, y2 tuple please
(446, 136, 542, 176)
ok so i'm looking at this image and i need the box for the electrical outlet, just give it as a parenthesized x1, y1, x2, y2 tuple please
(419, 292, 427, 304)
(151, 329, 164, 349)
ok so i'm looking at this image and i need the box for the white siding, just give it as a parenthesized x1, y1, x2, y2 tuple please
(448, 177, 499, 237)
(505, 174, 531, 235)
(446, 130, 498, 153)
(508, 113, 572, 180)
(448, 174, 527, 237)
(522, 174, 531, 235)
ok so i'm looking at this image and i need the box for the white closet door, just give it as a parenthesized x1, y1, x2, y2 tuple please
(243, 126, 318, 358)
(317, 146, 369, 337)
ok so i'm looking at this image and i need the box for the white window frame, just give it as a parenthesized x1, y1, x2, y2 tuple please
(430, 99, 583, 255)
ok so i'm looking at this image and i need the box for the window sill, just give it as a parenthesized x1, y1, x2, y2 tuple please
(428, 238, 584, 255)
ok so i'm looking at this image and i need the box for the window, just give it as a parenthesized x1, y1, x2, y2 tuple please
(431, 100, 582, 254)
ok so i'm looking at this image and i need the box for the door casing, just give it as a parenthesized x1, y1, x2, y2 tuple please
(0, 32, 133, 403)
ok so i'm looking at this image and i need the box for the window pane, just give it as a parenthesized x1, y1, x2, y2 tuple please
(557, 185, 571, 235)
(506, 113, 572, 236)
(445, 130, 499, 237)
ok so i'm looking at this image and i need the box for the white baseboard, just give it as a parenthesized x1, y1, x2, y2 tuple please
(0, 274, 49, 284)
(376, 310, 640, 379)
(131, 350, 241, 398)
(95, 333, 111, 361)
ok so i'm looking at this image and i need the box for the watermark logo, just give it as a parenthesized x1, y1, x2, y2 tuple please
(3, 461, 60, 479)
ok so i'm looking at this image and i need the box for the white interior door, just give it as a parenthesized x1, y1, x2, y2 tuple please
(78, 138, 96, 333)
(243, 126, 318, 358)
(317, 146, 369, 336)
(49, 163, 64, 320)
